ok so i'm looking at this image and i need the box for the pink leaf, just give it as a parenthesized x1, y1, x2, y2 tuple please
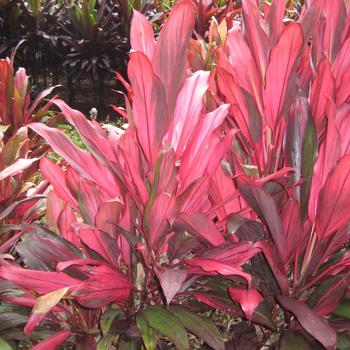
(130, 10, 155, 59)
(166, 70, 210, 157)
(229, 287, 263, 320)
(128, 52, 168, 166)
(52, 99, 118, 163)
(242, 0, 271, 79)
(154, 266, 187, 304)
(0, 158, 37, 181)
(29, 123, 118, 197)
(79, 227, 120, 266)
(153, 0, 195, 117)
(40, 158, 77, 207)
(225, 30, 263, 113)
(31, 330, 71, 350)
(309, 58, 335, 134)
(265, 0, 286, 44)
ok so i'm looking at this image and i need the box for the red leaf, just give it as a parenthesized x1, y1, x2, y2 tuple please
(72, 265, 132, 308)
(315, 155, 350, 239)
(264, 23, 304, 129)
(229, 287, 262, 320)
(31, 330, 70, 350)
(79, 227, 119, 266)
(281, 199, 304, 263)
(179, 104, 229, 190)
(322, 0, 347, 62)
(236, 177, 287, 264)
(276, 295, 336, 350)
(187, 258, 252, 286)
(308, 101, 341, 222)
(172, 212, 225, 247)
(0, 262, 79, 295)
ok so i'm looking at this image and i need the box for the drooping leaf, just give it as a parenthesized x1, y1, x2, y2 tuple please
(280, 332, 312, 350)
(229, 287, 263, 320)
(277, 295, 337, 350)
(236, 177, 287, 263)
(172, 212, 225, 247)
(136, 313, 157, 350)
(333, 300, 350, 319)
(29, 123, 118, 197)
(0, 338, 13, 350)
(24, 287, 69, 335)
(154, 266, 187, 304)
(31, 330, 71, 350)
(143, 306, 190, 350)
(170, 305, 225, 350)
(0, 158, 38, 181)
(0, 261, 80, 295)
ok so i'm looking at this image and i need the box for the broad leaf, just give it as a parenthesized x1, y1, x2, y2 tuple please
(170, 305, 225, 350)
(143, 306, 189, 350)
(136, 313, 157, 350)
(277, 295, 336, 350)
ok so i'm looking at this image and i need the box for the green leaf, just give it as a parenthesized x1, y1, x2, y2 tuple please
(98, 334, 117, 350)
(337, 332, 350, 350)
(0, 337, 13, 350)
(170, 306, 225, 350)
(118, 337, 139, 350)
(280, 332, 312, 350)
(333, 300, 350, 319)
(143, 306, 189, 350)
(136, 313, 158, 350)
(0, 313, 28, 332)
(100, 309, 122, 336)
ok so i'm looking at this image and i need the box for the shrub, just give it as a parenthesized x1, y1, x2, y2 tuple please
(0, 0, 350, 349)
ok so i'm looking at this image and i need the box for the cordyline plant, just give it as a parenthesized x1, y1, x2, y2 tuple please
(0, 2, 249, 349)
(186, 0, 350, 348)
(0, 54, 58, 252)
(0, 0, 350, 349)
